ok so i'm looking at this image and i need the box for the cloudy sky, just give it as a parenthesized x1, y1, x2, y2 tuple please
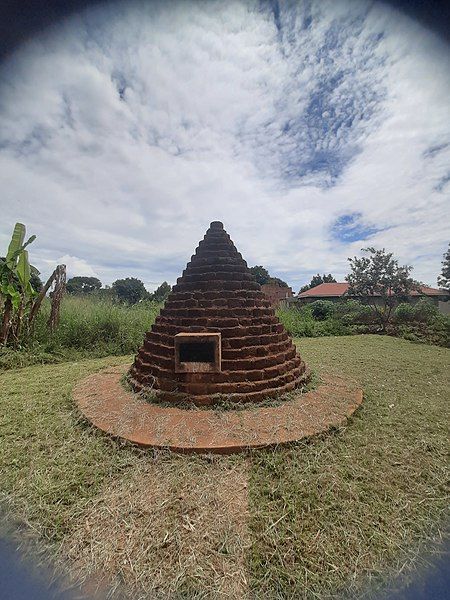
(0, 0, 449, 292)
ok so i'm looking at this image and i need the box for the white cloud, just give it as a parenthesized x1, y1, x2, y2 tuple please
(0, 0, 449, 291)
(41, 255, 98, 279)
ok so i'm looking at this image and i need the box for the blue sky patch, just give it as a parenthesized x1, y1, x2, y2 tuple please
(331, 213, 381, 243)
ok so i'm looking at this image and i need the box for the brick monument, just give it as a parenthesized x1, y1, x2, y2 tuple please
(128, 221, 308, 405)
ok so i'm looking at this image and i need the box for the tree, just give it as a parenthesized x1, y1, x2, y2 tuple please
(299, 273, 336, 293)
(249, 265, 270, 285)
(112, 277, 147, 304)
(346, 247, 418, 330)
(268, 276, 289, 288)
(30, 268, 43, 292)
(0, 257, 41, 292)
(249, 266, 288, 288)
(153, 281, 171, 303)
(29, 264, 66, 332)
(438, 243, 450, 291)
(96, 285, 116, 301)
(66, 276, 102, 295)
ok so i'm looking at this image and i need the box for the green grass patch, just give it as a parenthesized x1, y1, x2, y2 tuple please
(249, 335, 449, 598)
(0, 355, 142, 541)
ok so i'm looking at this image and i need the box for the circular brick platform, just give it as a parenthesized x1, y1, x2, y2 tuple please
(74, 365, 363, 454)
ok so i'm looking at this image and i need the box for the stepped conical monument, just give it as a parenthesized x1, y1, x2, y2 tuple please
(128, 221, 309, 405)
(75, 220, 363, 453)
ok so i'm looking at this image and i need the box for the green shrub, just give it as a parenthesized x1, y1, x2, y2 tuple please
(394, 314, 450, 347)
(334, 300, 374, 325)
(348, 324, 373, 335)
(392, 299, 448, 346)
(4, 292, 448, 372)
(394, 302, 414, 323)
(276, 306, 350, 338)
(427, 314, 450, 347)
(412, 298, 439, 324)
(310, 300, 335, 321)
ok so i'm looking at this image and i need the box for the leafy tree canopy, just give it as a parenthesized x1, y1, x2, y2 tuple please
(299, 273, 336, 293)
(96, 285, 116, 300)
(437, 243, 450, 291)
(112, 277, 147, 304)
(249, 265, 270, 285)
(152, 281, 171, 303)
(1, 223, 69, 347)
(249, 266, 288, 288)
(66, 276, 102, 295)
(346, 247, 418, 329)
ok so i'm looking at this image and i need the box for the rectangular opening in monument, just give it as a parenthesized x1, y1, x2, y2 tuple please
(179, 341, 215, 363)
(175, 332, 221, 373)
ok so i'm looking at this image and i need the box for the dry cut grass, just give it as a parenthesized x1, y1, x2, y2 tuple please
(0, 354, 250, 598)
(64, 456, 249, 599)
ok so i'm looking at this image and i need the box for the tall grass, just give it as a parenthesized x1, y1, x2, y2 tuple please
(0, 296, 161, 369)
(33, 296, 160, 354)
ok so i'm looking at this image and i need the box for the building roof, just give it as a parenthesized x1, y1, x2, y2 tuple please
(298, 283, 349, 297)
(416, 285, 449, 296)
(298, 282, 449, 298)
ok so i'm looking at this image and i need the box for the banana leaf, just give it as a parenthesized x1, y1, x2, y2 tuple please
(17, 249, 34, 297)
(6, 223, 25, 267)
(6, 223, 36, 268)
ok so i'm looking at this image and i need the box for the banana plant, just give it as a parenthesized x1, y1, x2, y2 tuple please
(0, 223, 37, 344)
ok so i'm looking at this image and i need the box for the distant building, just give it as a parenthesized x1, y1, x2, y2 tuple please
(261, 283, 294, 308)
(296, 282, 450, 313)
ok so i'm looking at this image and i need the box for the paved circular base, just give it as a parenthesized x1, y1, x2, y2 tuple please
(74, 365, 363, 454)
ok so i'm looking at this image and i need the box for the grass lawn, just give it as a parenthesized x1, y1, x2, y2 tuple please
(0, 335, 448, 599)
